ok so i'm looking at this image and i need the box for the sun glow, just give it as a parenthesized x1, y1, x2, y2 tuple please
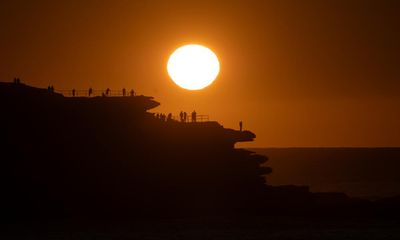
(167, 44, 220, 90)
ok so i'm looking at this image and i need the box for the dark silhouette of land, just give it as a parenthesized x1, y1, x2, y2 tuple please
(1, 81, 270, 219)
(1, 82, 400, 238)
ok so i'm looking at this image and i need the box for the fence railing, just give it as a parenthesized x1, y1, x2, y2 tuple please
(55, 89, 135, 97)
(55, 89, 211, 122)
(188, 115, 209, 122)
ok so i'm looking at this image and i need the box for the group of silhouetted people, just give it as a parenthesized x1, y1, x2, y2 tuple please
(47, 85, 55, 93)
(179, 111, 188, 122)
(156, 111, 198, 123)
(156, 113, 173, 122)
(100, 88, 135, 97)
(69, 88, 136, 97)
(11, 77, 132, 98)
(179, 111, 197, 122)
(13, 78, 21, 84)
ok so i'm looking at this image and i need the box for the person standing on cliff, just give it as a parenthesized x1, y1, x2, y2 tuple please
(239, 121, 243, 131)
(179, 111, 184, 122)
(192, 111, 197, 123)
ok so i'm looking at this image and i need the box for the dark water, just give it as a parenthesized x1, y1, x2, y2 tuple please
(250, 148, 400, 200)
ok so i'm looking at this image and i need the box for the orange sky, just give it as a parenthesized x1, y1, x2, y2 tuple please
(1, 0, 399, 147)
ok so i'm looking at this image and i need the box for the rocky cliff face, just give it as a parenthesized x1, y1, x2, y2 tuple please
(0, 82, 271, 218)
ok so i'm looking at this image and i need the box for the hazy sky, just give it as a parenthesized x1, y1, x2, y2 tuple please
(1, 0, 399, 147)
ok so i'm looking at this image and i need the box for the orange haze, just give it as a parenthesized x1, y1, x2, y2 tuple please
(1, 0, 399, 147)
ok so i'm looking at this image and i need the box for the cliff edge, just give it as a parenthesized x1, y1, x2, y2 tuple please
(0, 82, 270, 218)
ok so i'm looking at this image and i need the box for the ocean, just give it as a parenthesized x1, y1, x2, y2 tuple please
(250, 148, 400, 200)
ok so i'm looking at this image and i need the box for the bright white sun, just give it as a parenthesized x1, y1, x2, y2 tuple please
(167, 44, 220, 90)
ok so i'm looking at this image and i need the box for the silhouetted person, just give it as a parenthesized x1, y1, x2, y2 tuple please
(167, 113, 172, 121)
(183, 112, 187, 122)
(72, 88, 76, 97)
(130, 89, 135, 97)
(192, 111, 197, 123)
(179, 111, 184, 122)
(239, 121, 243, 131)
(106, 88, 110, 96)
(122, 88, 126, 96)
(13, 78, 17, 84)
(88, 88, 93, 97)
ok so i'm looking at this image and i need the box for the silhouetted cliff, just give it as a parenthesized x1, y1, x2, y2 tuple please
(1, 82, 399, 221)
(0, 82, 272, 219)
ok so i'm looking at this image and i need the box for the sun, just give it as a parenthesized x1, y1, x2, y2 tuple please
(167, 44, 220, 90)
